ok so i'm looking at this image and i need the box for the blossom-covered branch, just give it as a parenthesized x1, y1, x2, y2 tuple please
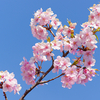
(19, 57, 54, 100)
(19, 3, 100, 100)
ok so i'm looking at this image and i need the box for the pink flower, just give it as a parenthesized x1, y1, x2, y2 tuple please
(83, 50, 94, 59)
(0, 70, 21, 94)
(37, 25, 48, 40)
(52, 56, 62, 73)
(64, 42, 72, 51)
(60, 57, 71, 70)
(70, 35, 81, 49)
(84, 58, 96, 68)
(63, 26, 72, 37)
(5, 72, 15, 82)
(30, 8, 43, 26)
(87, 68, 96, 81)
(80, 27, 92, 44)
(64, 65, 77, 77)
(3, 80, 13, 92)
(81, 22, 89, 28)
(61, 75, 76, 89)
(14, 84, 22, 94)
(95, 7, 100, 20)
(77, 50, 83, 56)
(86, 34, 97, 49)
(80, 68, 96, 85)
(0, 71, 6, 82)
(83, 68, 96, 81)
(20, 57, 36, 85)
(63, 37, 72, 52)
(69, 22, 77, 29)
(53, 56, 71, 73)
(43, 51, 54, 61)
(32, 42, 54, 62)
(51, 17, 61, 30)
(2, 73, 21, 94)
(51, 39, 63, 52)
(88, 12, 95, 22)
(45, 8, 54, 16)
(34, 8, 43, 17)
(39, 12, 50, 25)
(31, 25, 48, 40)
(56, 25, 63, 35)
(76, 68, 86, 84)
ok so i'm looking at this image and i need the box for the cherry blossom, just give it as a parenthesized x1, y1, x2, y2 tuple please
(31, 25, 48, 40)
(51, 39, 63, 52)
(51, 15, 61, 30)
(20, 57, 36, 85)
(61, 75, 76, 89)
(76, 68, 86, 84)
(0, 71, 21, 94)
(20, 4, 100, 91)
(32, 42, 54, 62)
(84, 58, 96, 68)
(63, 25, 72, 37)
(83, 50, 94, 59)
(64, 65, 78, 77)
(53, 56, 71, 73)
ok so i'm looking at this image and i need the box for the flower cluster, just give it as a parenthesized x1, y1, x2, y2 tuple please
(20, 4, 100, 89)
(32, 42, 54, 62)
(88, 4, 100, 29)
(30, 8, 61, 40)
(53, 56, 96, 89)
(52, 56, 71, 73)
(20, 57, 36, 85)
(0, 70, 21, 94)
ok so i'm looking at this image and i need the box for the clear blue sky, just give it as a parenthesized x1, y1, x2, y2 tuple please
(0, 0, 100, 100)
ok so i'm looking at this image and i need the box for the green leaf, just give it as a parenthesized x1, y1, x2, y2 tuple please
(72, 60, 79, 66)
(94, 34, 99, 42)
(71, 33, 74, 38)
(47, 36, 51, 42)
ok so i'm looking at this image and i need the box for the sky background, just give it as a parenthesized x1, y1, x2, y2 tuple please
(0, 0, 100, 100)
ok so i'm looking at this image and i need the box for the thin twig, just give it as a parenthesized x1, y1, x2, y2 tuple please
(3, 92, 8, 100)
(62, 50, 69, 57)
(78, 47, 87, 51)
(46, 24, 55, 37)
(39, 73, 65, 84)
(40, 71, 45, 74)
(49, 29, 55, 37)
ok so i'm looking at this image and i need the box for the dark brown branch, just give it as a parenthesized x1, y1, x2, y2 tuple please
(40, 71, 45, 74)
(0, 82, 3, 89)
(3, 92, 8, 100)
(49, 29, 55, 37)
(45, 24, 55, 37)
(62, 51, 69, 57)
(78, 47, 87, 51)
(39, 73, 65, 84)
(75, 65, 81, 68)
(19, 57, 54, 100)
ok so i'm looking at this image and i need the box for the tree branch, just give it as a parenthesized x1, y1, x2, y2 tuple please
(62, 51, 69, 57)
(19, 57, 54, 100)
(78, 47, 87, 51)
(39, 73, 65, 84)
(46, 24, 55, 37)
(3, 92, 8, 100)
(49, 29, 55, 37)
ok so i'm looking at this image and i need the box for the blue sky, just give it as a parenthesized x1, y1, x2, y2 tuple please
(0, 0, 100, 100)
